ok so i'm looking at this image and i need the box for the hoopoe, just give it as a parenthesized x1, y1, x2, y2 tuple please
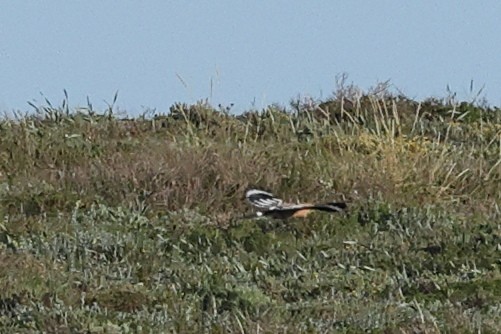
(244, 189, 347, 220)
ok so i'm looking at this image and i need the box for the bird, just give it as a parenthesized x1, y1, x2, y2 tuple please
(244, 189, 347, 220)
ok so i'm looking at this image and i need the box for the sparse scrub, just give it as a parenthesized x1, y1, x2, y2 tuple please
(0, 88, 500, 332)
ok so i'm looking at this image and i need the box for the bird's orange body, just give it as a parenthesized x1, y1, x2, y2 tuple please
(291, 208, 313, 218)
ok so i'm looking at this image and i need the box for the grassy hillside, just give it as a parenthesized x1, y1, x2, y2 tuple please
(0, 90, 500, 333)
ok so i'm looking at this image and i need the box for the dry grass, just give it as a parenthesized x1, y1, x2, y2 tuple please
(0, 91, 500, 332)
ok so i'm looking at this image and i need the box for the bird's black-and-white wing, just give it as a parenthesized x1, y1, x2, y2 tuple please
(245, 189, 283, 210)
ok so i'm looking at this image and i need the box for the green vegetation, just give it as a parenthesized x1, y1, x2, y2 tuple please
(0, 86, 500, 332)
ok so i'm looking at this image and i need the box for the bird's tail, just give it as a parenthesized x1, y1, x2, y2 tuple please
(311, 202, 347, 212)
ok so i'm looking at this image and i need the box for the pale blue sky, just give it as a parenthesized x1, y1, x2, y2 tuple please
(1, 1, 500, 115)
